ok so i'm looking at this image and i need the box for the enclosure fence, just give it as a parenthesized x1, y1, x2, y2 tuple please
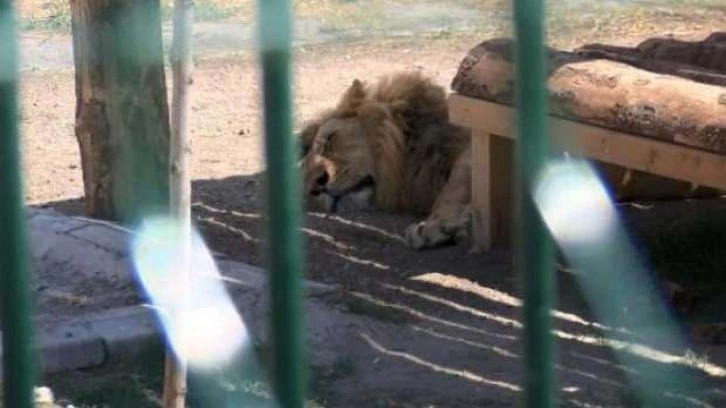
(2, 0, 690, 406)
(1, 0, 36, 407)
(2, 0, 553, 405)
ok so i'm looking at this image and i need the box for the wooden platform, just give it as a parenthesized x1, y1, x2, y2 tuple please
(448, 35, 726, 251)
(448, 93, 726, 251)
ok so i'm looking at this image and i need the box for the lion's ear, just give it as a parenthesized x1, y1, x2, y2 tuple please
(350, 79, 365, 96)
(336, 78, 367, 114)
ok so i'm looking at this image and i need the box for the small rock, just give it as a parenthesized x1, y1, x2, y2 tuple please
(33, 386, 56, 408)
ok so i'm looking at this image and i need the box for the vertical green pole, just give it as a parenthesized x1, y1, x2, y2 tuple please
(0, 1, 37, 407)
(256, 0, 306, 407)
(512, 0, 556, 406)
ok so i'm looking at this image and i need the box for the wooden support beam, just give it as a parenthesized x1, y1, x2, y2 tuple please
(451, 94, 726, 191)
(470, 130, 514, 252)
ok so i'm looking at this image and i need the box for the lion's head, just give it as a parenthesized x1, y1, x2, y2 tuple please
(298, 78, 408, 213)
(298, 71, 469, 217)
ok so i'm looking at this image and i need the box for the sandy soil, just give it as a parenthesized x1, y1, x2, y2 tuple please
(15, 7, 726, 405)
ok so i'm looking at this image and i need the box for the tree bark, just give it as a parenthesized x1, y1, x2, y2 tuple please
(70, 0, 171, 224)
(451, 37, 726, 199)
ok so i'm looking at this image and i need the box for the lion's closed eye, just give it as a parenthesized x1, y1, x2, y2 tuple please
(315, 131, 337, 154)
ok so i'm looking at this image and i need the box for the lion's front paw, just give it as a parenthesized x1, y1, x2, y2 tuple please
(403, 220, 453, 250)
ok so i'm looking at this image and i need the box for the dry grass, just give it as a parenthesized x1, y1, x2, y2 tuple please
(18, 0, 248, 30)
(545, 0, 726, 49)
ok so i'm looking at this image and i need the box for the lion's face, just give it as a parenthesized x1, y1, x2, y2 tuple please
(298, 78, 409, 213)
(300, 116, 377, 213)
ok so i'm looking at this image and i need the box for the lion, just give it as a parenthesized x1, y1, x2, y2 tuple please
(297, 70, 473, 249)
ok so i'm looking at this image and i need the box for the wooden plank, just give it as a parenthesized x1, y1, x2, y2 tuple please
(470, 130, 491, 251)
(449, 94, 726, 191)
(470, 130, 513, 252)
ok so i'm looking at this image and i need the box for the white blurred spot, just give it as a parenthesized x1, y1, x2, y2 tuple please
(533, 157, 616, 246)
(131, 216, 248, 369)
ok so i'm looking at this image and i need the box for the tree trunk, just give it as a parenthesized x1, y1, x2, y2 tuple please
(70, 0, 171, 224)
(451, 37, 726, 199)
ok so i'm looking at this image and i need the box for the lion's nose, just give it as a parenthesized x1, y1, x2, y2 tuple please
(309, 171, 329, 196)
(315, 171, 329, 187)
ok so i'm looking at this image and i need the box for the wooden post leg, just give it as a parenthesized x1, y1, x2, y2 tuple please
(471, 130, 514, 252)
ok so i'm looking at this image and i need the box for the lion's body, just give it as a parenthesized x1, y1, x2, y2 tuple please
(299, 71, 473, 249)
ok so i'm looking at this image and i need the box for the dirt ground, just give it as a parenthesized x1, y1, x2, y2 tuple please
(14, 1, 726, 406)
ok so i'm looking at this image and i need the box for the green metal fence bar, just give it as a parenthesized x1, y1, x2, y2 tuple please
(256, 0, 307, 406)
(0, 1, 37, 407)
(512, 0, 556, 406)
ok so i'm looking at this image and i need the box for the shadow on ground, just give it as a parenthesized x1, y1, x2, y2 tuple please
(40, 172, 726, 407)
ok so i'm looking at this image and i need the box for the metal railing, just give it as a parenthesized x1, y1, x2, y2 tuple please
(1, 1, 38, 407)
(512, 0, 555, 406)
(257, 0, 307, 406)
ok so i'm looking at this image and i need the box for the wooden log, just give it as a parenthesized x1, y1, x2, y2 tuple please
(451, 38, 583, 103)
(451, 38, 726, 199)
(451, 38, 726, 155)
(70, 0, 171, 223)
(573, 46, 726, 86)
(575, 32, 726, 86)
(630, 32, 726, 71)
(547, 59, 726, 154)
